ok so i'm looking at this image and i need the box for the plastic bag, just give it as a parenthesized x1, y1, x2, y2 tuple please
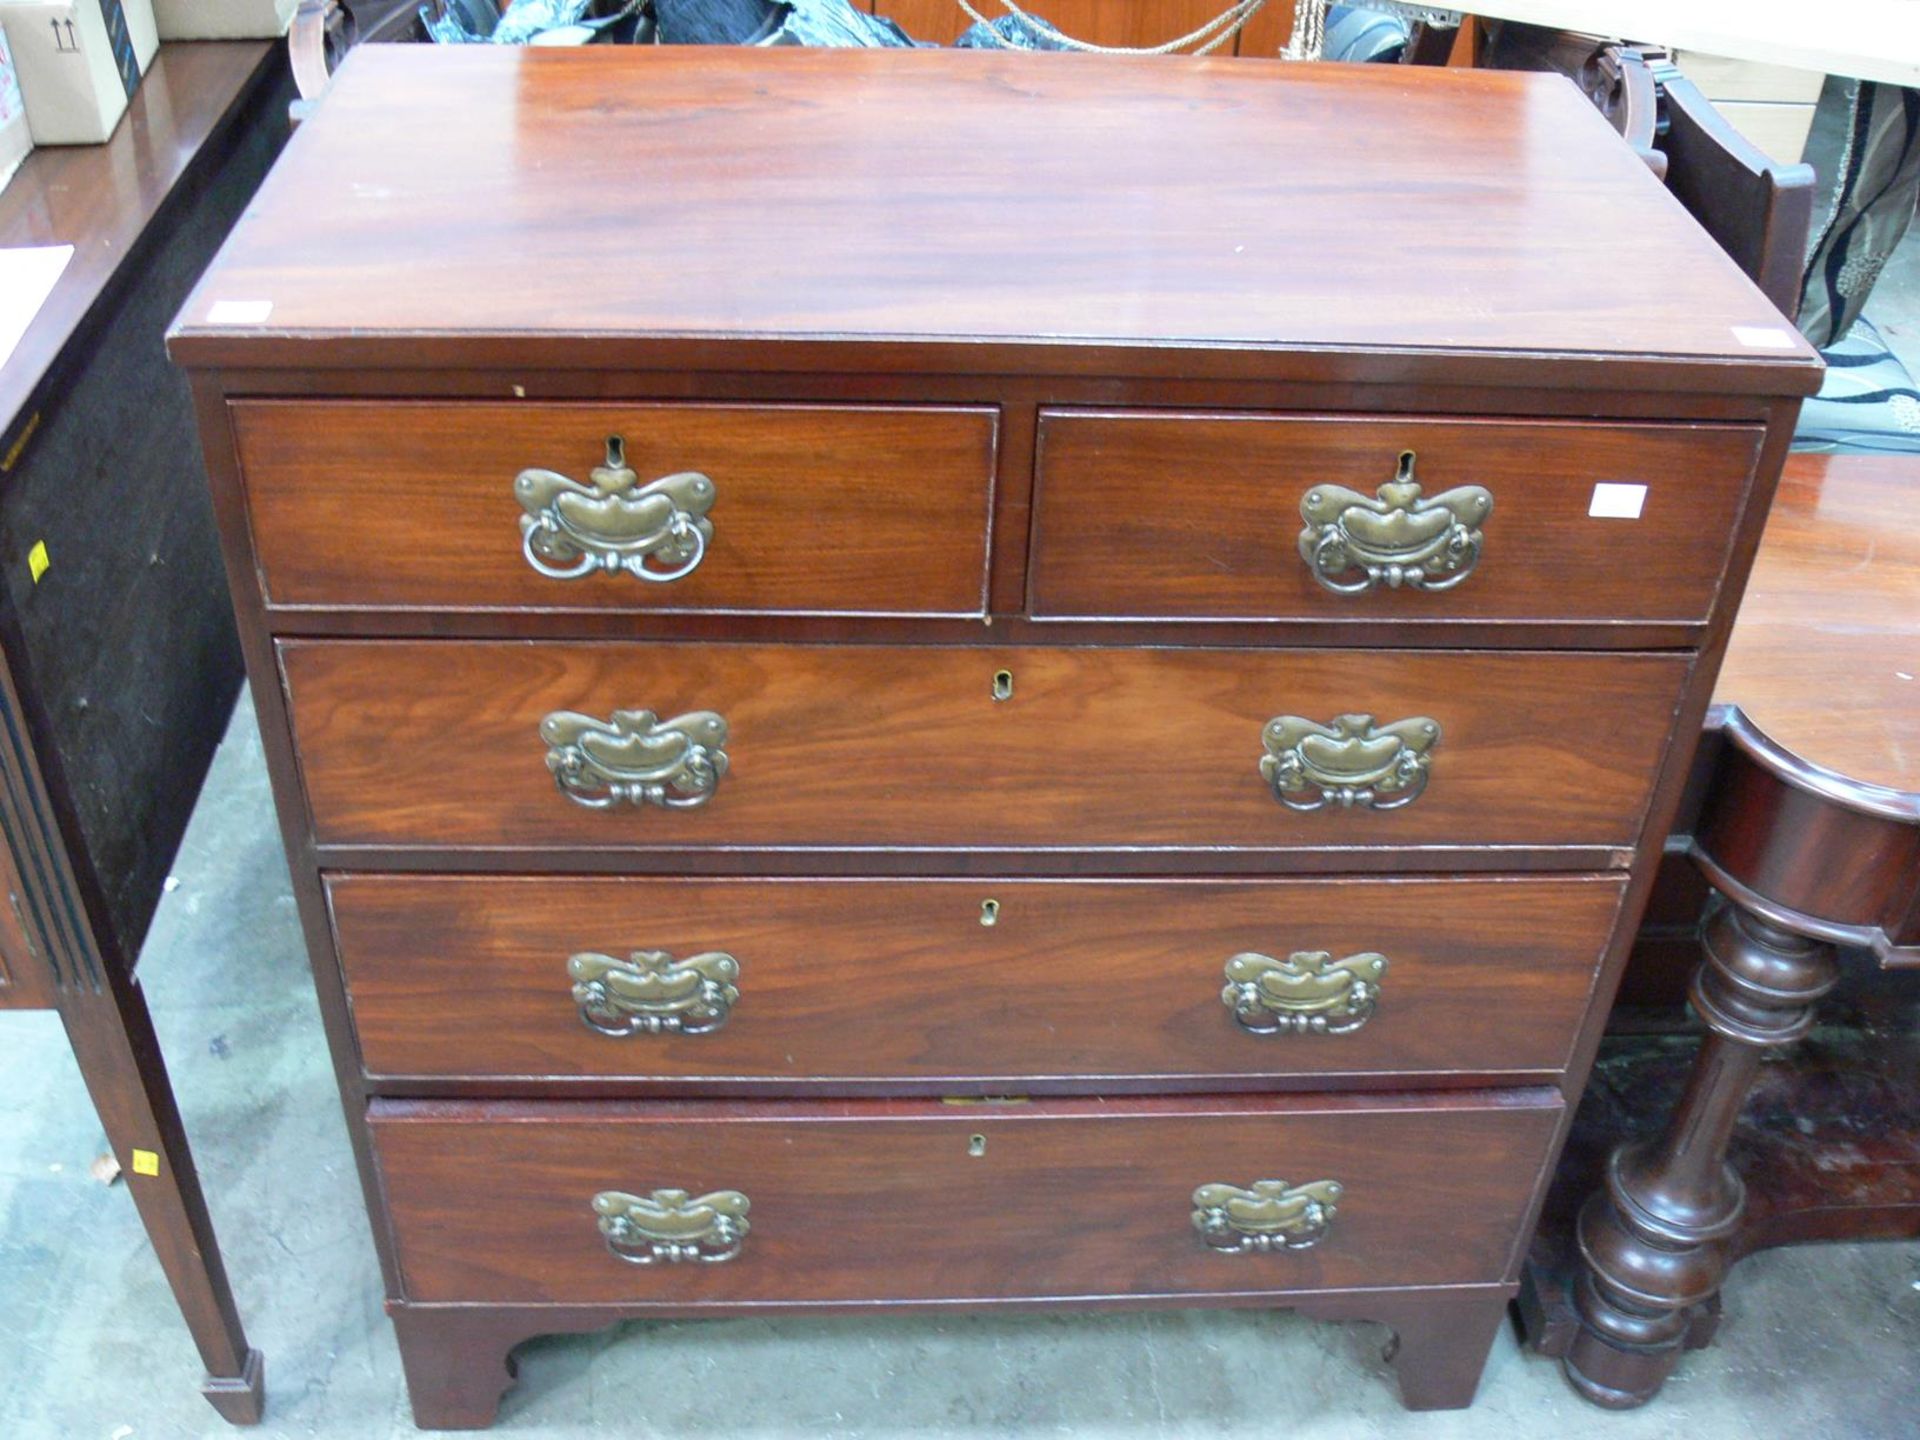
(424, 0, 640, 44)
(955, 12, 1073, 50)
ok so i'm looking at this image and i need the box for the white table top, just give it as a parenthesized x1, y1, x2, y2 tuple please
(1470, 1, 1920, 87)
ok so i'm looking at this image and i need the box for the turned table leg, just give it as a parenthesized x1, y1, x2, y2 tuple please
(1562, 901, 1838, 1408)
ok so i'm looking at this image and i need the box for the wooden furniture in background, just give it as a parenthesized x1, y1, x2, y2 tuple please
(1521, 451, 1920, 1407)
(1656, 66, 1814, 316)
(1481, 27, 1815, 317)
(0, 41, 290, 1425)
(171, 47, 1819, 1427)
(1669, 48, 1823, 164)
(292, 0, 1288, 76)
(1481, 25, 1662, 167)
(874, 0, 1286, 49)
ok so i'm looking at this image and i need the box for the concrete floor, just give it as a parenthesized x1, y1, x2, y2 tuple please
(5, 696, 1919, 1439)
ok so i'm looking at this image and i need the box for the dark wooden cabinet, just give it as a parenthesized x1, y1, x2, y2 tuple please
(171, 46, 1819, 1427)
(0, 41, 291, 1424)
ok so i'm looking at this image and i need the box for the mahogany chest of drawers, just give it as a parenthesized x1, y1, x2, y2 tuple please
(170, 46, 1821, 1427)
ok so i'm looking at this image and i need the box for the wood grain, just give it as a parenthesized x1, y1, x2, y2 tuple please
(168, 47, 1822, 395)
(1694, 718, 1920, 962)
(1230, 1, 1296, 58)
(232, 400, 997, 615)
(1029, 413, 1761, 624)
(1714, 454, 1920, 797)
(369, 1089, 1563, 1304)
(327, 872, 1626, 1086)
(279, 641, 1688, 852)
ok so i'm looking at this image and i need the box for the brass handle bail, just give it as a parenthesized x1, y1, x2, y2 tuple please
(1297, 449, 1492, 595)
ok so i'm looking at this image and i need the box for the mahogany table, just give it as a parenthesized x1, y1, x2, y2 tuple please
(1522, 450, 1920, 1406)
(0, 41, 290, 1424)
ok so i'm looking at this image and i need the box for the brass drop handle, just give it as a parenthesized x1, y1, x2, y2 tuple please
(1192, 1180, 1343, 1253)
(1260, 713, 1439, 812)
(1298, 450, 1492, 595)
(1222, 950, 1386, 1035)
(516, 436, 716, 583)
(541, 707, 729, 810)
(592, 1188, 750, 1265)
(570, 950, 741, 1036)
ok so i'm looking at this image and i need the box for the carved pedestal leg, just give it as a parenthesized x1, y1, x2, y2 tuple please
(1563, 903, 1838, 1408)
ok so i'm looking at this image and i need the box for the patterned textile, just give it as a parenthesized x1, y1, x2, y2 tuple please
(96, 0, 142, 98)
(1800, 77, 1920, 347)
(1794, 318, 1920, 454)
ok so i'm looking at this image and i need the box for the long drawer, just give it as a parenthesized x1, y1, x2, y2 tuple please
(280, 642, 1687, 852)
(1029, 411, 1762, 625)
(231, 401, 998, 616)
(369, 1091, 1563, 1304)
(330, 873, 1626, 1086)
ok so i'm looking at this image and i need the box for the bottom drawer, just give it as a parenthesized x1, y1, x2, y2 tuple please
(371, 1091, 1561, 1305)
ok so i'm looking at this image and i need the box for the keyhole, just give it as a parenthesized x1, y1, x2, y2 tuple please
(605, 435, 627, 468)
(1396, 449, 1416, 480)
(992, 669, 1014, 702)
(968, 1134, 988, 1157)
(980, 899, 999, 927)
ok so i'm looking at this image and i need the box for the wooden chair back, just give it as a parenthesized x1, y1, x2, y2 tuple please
(1656, 68, 1815, 318)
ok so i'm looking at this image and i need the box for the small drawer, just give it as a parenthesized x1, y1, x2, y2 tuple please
(369, 1090, 1562, 1304)
(231, 401, 997, 616)
(1028, 411, 1762, 625)
(330, 874, 1625, 1087)
(281, 641, 1686, 854)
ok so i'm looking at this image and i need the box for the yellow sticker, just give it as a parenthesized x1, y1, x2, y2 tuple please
(27, 541, 48, 585)
(131, 1149, 160, 1177)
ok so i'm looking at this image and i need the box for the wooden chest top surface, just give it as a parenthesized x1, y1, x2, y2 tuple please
(170, 46, 1819, 393)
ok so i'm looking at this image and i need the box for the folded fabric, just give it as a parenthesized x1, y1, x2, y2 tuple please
(1323, 4, 1409, 63)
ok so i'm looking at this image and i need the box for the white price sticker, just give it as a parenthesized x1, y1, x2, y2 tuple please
(1732, 325, 1795, 349)
(1589, 483, 1648, 520)
(206, 299, 274, 325)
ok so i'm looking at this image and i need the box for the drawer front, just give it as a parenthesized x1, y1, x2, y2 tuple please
(232, 401, 997, 615)
(282, 641, 1685, 852)
(331, 874, 1625, 1085)
(1029, 412, 1762, 624)
(370, 1091, 1562, 1304)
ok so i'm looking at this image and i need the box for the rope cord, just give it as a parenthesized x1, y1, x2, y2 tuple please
(1280, 0, 1326, 59)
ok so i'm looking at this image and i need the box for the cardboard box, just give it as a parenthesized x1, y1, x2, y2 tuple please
(0, 0, 159, 145)
(152, 0, 297, 40)
(0, 27, 31, 189)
